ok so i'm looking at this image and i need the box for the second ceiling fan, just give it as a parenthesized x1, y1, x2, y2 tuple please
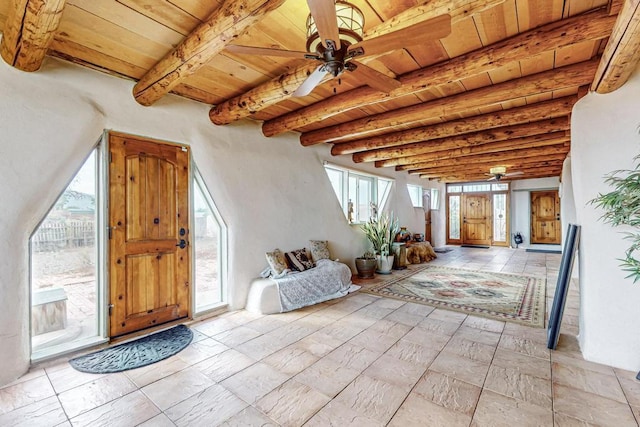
(226, 0, 452, 96)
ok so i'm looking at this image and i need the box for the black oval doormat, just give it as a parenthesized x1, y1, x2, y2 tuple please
(69, 325, 193, 374)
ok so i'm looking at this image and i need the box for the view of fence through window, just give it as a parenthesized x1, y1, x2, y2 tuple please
(194, 171, 223, 313)
(31, 150, 98, 355)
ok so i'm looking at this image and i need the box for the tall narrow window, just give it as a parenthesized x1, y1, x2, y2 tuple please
(493, 193, 508, 244)
(30, 149, 102, 358)
(193, 167, 227, 314)
(448, 195, 461, 240)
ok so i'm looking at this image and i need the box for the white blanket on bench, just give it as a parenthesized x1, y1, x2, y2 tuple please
(274, 259, 352, 312)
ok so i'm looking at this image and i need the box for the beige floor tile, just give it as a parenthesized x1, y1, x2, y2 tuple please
(402, 327, 452, 351)
(471, 389, 553, 426)
(367, 318, 412, 338)
(0, 395, 67, 427)
(212, 326, 262, 347)
(339, 311, 379, 330)
(389, 393, 472, 427)
(331, 375, 408, 424)
(454, 325, 502, 346)
(499, 334, 550, 359)
(413, 371, 481, 416)
(492, 348, 551, 380)
(69, 390, 159, 427)
(417, 317, 462, 335)
(462, 315, 505, 333)
(552, 363, 627, 403)
(176, 338, 229, 365)
(325, 342, 382, 372)
(632, 406, 640, 424)
(502, 323, 548, 344)
(428, 308, 468, 324)
(385, 339, 439, 366)
(384, 309, 425, 327)
(0, 375, 55, 415)
(553, 412, 600, 426)
(294, 357, 361, 398)
(124, 356, 189, 388)
(141, 367, 214, 411)
(442, 336, 497, 363)
(220, 405, 278, 426)
(429, 352, 491, 387)
(305, 400, 385, 427)
(553, 383, 637, 426)
(256, 379, 330, 426)
(164, 384, 247, 426)
(363, 353, 427, 391)
(221, 362, 290, 404)
(192, 348, 256, 382)
(355, 304, 395, 320)
(193, 317, 240, 336)
(292, 331, 343, 357)
(0, 368, 46, 388)
(137, 413, 176, 427)
(46, 365, 106, 394)
(243, 316, 288, 334)
(58, 373, 136, 418)
(484, 365, 552, 409)
(616, 371, 640, 407)
(262, 345, 319, 376)
(551, 353, 614, 376)
(318, 322, 365, 343)
(348, 328, 402, 353)
(369, 298, 406, 310)
(397, 301, 435, 317)
(235, 334, 289, 360)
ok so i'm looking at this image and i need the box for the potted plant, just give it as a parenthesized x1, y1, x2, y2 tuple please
(355, 251, 377, 278)
(361, 212, 400, 274)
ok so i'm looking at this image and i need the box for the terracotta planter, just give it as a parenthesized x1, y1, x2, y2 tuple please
(355, 258, 377, 279)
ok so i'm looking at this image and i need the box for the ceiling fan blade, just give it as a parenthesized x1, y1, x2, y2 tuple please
(307, 0, 341, 50)
(350, 14, 451, 57)
(293, 65, 329, 97)
(225, 44, 311, 59)
(349, 61, 401, 93)
(486, 176, 498, 181)
(505, 171, 525, 177)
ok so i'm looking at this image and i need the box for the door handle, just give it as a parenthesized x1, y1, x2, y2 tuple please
(176, 239, 187, 249)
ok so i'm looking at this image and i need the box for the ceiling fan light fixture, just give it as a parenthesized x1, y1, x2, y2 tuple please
(490, 166, 507, 175)
(306, 1, 365, 53)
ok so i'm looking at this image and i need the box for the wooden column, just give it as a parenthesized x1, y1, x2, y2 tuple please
(133, 0, 287, 106)
(0, 0, 66, 72)
(592, 0, 640, 93)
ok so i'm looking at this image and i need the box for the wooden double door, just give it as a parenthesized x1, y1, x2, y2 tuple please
(108, 133, 191, 338)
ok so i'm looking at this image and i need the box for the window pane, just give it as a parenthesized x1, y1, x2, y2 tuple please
(357, 177, 372, 223)
(492, 183, 509, 191)
(493, 194, 507, 242)
(407, 184, 423, 207)
(326, 168, 343, 202)
(447, 185, 462, 193)
(194, 176, 223, 313)
(31, 150, 98, 354)
(463, 183, 491, 192)
(449, 195, 460, 240)
(348, 175, 357, 223)
(377, 179, 391, 211)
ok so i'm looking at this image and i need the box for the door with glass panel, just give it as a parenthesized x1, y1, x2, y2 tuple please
(108, 133, 190, 337)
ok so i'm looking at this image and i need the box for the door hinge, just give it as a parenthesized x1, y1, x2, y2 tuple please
(109, 151, 113, 163)
(108, 303, 114, 316)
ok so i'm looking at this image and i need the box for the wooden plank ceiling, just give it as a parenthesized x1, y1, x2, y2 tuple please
(1, 0, 637, 183)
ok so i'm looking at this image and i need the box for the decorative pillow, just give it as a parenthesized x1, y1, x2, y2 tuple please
(265, 249, 288, 276)
(285, 248, 315, 272)
(309, 240, 331, 262)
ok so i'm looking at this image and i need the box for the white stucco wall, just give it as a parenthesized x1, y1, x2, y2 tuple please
(571, 65, 640, 371)
(0, 56, 420, 385)
(510, 177, 560, 247)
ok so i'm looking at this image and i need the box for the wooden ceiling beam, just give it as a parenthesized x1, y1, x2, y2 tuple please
(410, 159, 566, 176)
(591, 0, 640, 93)
(375, 132, 569, 167)
(331, 96, 577, 156)
(395, 146, 569, 171)
(209, 0, 505, 125)
(132, 0, 287, 106)
(300, 59, 599, 145)
(432, 169, 562, 182)
(352, 117, 569, 163)
(0, 0, 67, 72)
(263, 7, 615, 138)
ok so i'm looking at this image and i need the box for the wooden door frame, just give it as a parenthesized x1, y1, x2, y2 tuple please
(107, 131, 192, 338)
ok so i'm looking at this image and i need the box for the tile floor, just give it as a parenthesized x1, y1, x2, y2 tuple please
(2, 247, 639, 426)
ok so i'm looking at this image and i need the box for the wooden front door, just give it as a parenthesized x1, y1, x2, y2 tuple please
(531, 190, 561, 244)
(109, 133, 190, 338)
(462, 194, 492, 246)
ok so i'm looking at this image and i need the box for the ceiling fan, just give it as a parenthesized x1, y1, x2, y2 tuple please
(486, 166, 524, 181)
(225, 0, 452, 96)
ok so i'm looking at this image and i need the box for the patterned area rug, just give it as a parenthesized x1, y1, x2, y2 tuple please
(361, 266, 546, 327)
(69, 325, 193, 373)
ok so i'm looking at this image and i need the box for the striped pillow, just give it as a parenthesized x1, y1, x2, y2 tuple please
(285, 248, 315, 272)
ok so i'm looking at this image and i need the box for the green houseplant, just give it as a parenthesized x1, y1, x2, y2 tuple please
(361, 212, 400, 274)
(590, 159, 640, 282)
